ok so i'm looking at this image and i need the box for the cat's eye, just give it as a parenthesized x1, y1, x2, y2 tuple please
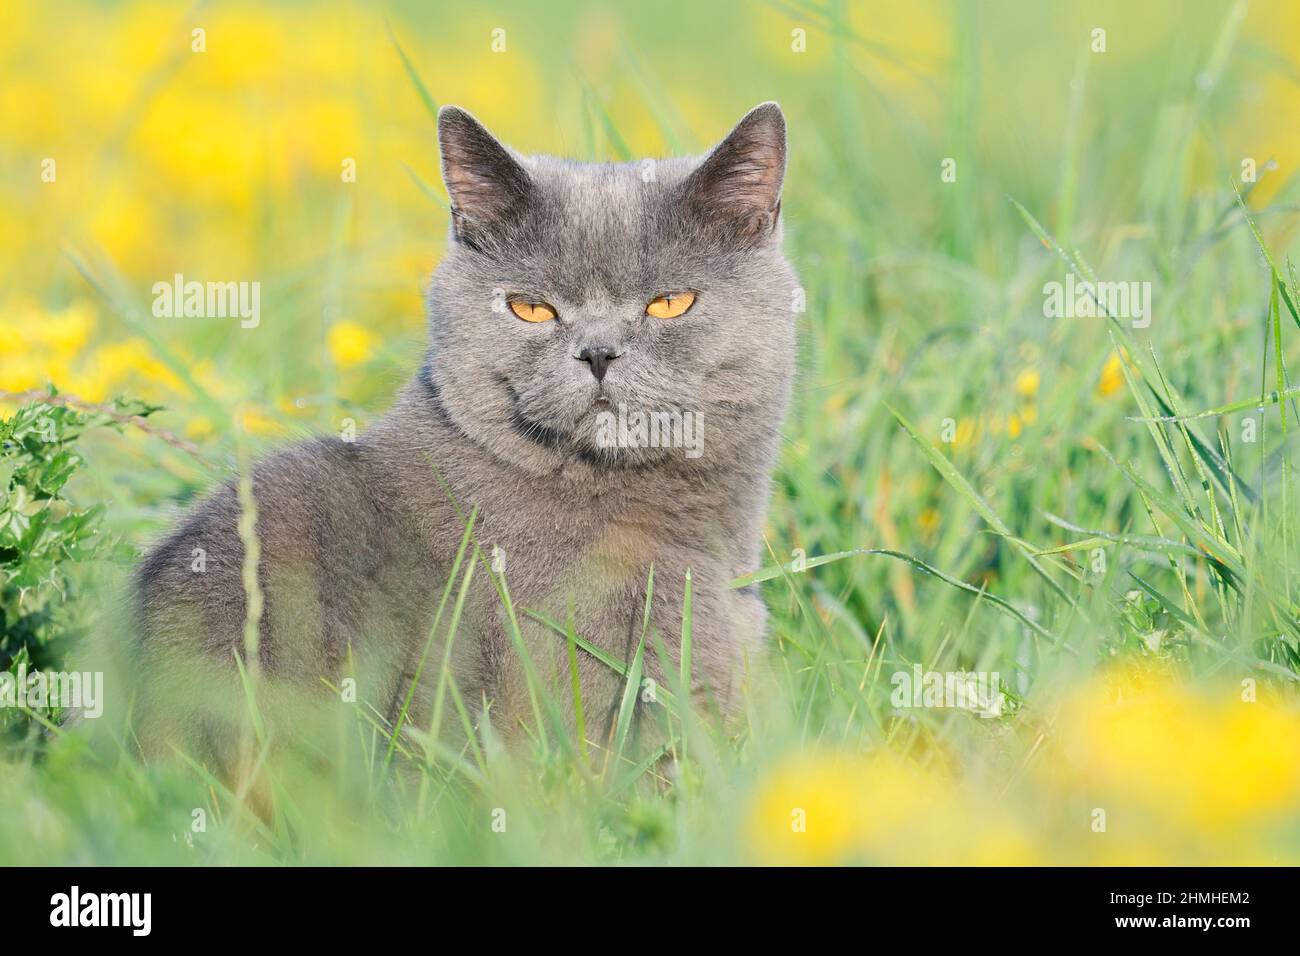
(509, 301, 557, 323)
(646, 291, 696, 319)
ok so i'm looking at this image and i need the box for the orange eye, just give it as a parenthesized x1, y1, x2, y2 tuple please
(646, 291, 696, 319)
(509, 301, 558, 323)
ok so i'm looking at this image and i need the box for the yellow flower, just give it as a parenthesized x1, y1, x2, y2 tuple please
(918, 507, 941, 533)
(0, 357, 46, 392)
(185, 416, 215, 440)
(0, 298, 95, 358)
(1055, 673, 1300, 831)
(1097, 352, 1127, 397)
(240, 406, 283, 436)
(42, 301, 96, 357)
(747, 754, 869, 864)
(327, 321, 378, 368)
(1014, 368, 1040, 398)
(747, 751, 1037, 865)
(80, 339, 184, 401)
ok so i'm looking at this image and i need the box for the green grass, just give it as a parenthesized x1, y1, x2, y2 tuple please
(3, 0, 1300, 865)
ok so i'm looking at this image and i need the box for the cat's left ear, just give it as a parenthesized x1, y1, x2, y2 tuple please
(438, 106, 534, 247)
(683, 102, 786, 241)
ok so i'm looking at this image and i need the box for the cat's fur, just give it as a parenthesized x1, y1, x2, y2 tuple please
(134, 103, 797, 765)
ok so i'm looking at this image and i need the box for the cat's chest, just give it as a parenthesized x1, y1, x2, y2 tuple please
(457, 470, 715, 596)
(474, 480, 669, 565)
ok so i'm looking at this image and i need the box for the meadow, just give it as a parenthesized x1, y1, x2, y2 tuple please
(2, 0, 1300, 865)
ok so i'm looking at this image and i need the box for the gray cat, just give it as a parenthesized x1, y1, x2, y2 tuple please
(134, 102, 797, 773)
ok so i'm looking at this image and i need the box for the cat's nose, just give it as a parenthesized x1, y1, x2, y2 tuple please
(576, 345, 619, 382)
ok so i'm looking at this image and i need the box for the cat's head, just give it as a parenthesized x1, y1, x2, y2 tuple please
(424, 103, 797, 476)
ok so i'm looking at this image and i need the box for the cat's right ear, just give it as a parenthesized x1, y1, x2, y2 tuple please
(682, 102, 786, 243)
(438, 106, 533, 248)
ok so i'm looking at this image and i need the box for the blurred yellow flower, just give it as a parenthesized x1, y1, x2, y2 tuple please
(76, 339, 185, 402)
(747, 751, 1037, 865)
(1097, 352, 1127, 398)
(0, 359, 45, 392)
(1055, 673, 1300, 832)
(327, 321, 378, 369)
(0, 299, 96, 359)
(746, 672, 1300, 866)
(1015, 368, 1040, 398)
(918, 506, 941, 533)
(747, 754, 867, 864)
(240, 406, 283, 436)
(185, 416, 215, 440)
